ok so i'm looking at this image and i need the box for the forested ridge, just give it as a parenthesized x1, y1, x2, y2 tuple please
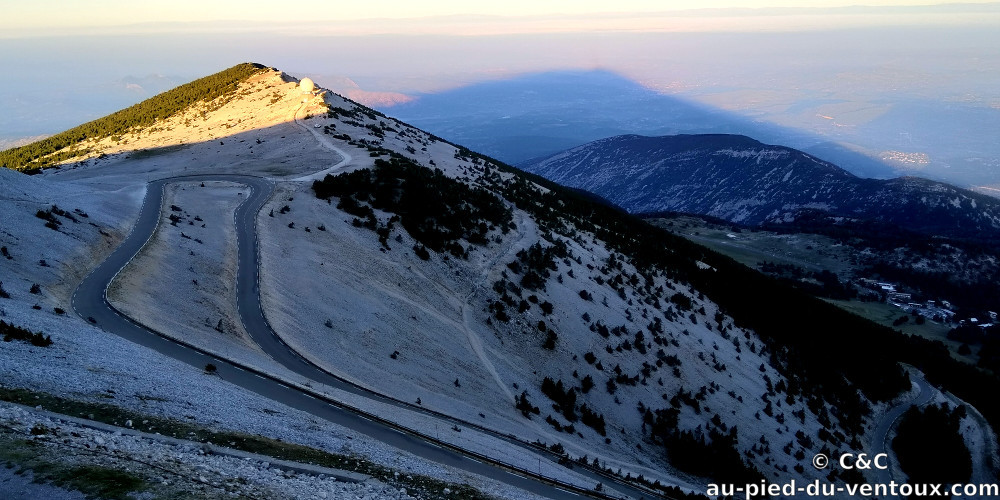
(0, 62, 267, 172)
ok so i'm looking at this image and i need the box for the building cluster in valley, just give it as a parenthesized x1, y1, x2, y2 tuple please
(856, 278, 998, 328)
(855, 278, 961, 324)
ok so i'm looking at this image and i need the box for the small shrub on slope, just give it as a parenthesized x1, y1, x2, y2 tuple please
(1, 320, 52, 347)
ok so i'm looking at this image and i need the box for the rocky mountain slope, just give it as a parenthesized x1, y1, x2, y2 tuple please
(1, 64, 996, 498)
(520, 134, 1000, 242)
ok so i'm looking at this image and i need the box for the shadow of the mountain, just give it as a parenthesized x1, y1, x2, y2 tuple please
(383, 69, 896, 179)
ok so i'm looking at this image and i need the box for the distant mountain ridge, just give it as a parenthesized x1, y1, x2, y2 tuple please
(520, 134, 1000, 241)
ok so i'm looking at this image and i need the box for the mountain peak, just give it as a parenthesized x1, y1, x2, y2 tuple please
(0, 63, 313, 171)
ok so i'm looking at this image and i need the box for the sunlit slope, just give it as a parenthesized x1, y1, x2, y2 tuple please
(0, 63, 268, 171)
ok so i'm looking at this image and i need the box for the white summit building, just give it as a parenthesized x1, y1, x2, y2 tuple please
(299, 77, 315, 94)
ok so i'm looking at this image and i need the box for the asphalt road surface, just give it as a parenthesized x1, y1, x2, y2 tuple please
(872, 373, 934, 491)
(73, 174, 666, 500)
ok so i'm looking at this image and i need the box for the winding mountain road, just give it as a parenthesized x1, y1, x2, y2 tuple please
(72, 173, 666, 500)
(871, 371, 997, 495)
(872, 373, 934, 490)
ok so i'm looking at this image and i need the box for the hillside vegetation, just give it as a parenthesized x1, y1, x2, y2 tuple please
(351, 128, 1000, 485)
(313, 156, 514, 257)
(310, 133, 917, 487)
(495, 147, 1000, 486)
(0, 62, 267, 172)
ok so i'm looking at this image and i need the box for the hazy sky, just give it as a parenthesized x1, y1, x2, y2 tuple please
(1, 0, 997, 187)
(3, 0, 999, 35)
